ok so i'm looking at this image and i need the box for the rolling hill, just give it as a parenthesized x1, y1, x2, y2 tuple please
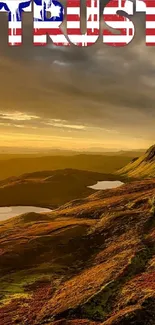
(116, 144, 155, 179)
(0, 154, 133, 180)
(0, 169, 121, 209)
(0, 178, 155, 325)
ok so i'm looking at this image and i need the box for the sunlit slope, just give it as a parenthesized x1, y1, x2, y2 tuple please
(0, 178, 155, 324)
(117, 145, 155, 178)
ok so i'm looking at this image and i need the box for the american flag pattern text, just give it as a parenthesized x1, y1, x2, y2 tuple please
(1, 0, 155, 47)
(33, 0, 69, 46)
(103, 0, 134, 47)
(0, 0, 31, 45)
(136, 0, 155, 46)
(66, 0, 100, 46)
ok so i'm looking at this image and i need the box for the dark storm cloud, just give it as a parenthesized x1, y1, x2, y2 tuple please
(0, 1, 155, 145)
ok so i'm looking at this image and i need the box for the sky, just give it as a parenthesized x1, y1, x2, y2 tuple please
(0, 0, 155, 151)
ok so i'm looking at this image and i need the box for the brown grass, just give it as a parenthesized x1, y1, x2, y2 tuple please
(0, 178, 155, 325)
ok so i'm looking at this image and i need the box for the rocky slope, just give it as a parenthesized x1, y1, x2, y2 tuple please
(0, 178, 155, 325)
(116, 145, 155, 178)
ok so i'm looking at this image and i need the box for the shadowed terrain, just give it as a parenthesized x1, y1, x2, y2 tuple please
(0, 169, 123, 209)
(0, 177, 155, 325)
(0, 146, 152, 209)
(0, 154, 133, 180)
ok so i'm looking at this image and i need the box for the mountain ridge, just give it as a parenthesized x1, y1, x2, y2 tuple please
(116, 144, 155, 178)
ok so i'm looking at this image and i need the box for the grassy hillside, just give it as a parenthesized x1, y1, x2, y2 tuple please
(0, 154, 133, 180)
(0, 178, 155, 324)
(0, 169, 122, 209)
(117, 145, 155, 179)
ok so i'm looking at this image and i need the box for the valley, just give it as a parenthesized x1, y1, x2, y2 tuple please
(0, 146, 155, 325)
(0, 169, 125, 209)
(0, 153, 136, 180)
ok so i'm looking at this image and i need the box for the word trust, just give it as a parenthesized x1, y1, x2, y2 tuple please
(0, 0, 154, 47)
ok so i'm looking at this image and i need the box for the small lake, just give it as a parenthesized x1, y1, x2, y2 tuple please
(0, 206, 51, 222)
(88, 180, 124, 190)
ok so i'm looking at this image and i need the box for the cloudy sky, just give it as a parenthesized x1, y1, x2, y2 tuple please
(0, 0, 155, 151)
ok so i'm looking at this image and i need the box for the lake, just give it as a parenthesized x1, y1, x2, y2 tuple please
(0, 181, 124, 221)
(88, 180, 124, 190)
(0, 206, 51, 222)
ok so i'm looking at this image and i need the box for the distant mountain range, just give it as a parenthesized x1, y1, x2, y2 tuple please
(0, 146, 146, 156)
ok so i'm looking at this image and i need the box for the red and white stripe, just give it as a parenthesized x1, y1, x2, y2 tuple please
(103, 0, 134, 47)
(8, 21, 22, 46)
(4, 1, 31, 46)
(66, 0, 100, 46)
(33, 0, 69, 46)
(136, 0, 155, 46)
(33, 21, 69, 46)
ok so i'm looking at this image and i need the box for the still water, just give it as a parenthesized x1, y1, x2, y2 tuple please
(0, 206, 51, 222)
(88, 180, 124, 190)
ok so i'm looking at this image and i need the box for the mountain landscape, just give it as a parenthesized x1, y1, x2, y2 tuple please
(1, 1, 155, 322)
(117, 145, 155, 179)
(0, 176, 155, 325)
(0, 154, 136, 181)
(0, 145, 155, 325)
(0, 169, 118, 209)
